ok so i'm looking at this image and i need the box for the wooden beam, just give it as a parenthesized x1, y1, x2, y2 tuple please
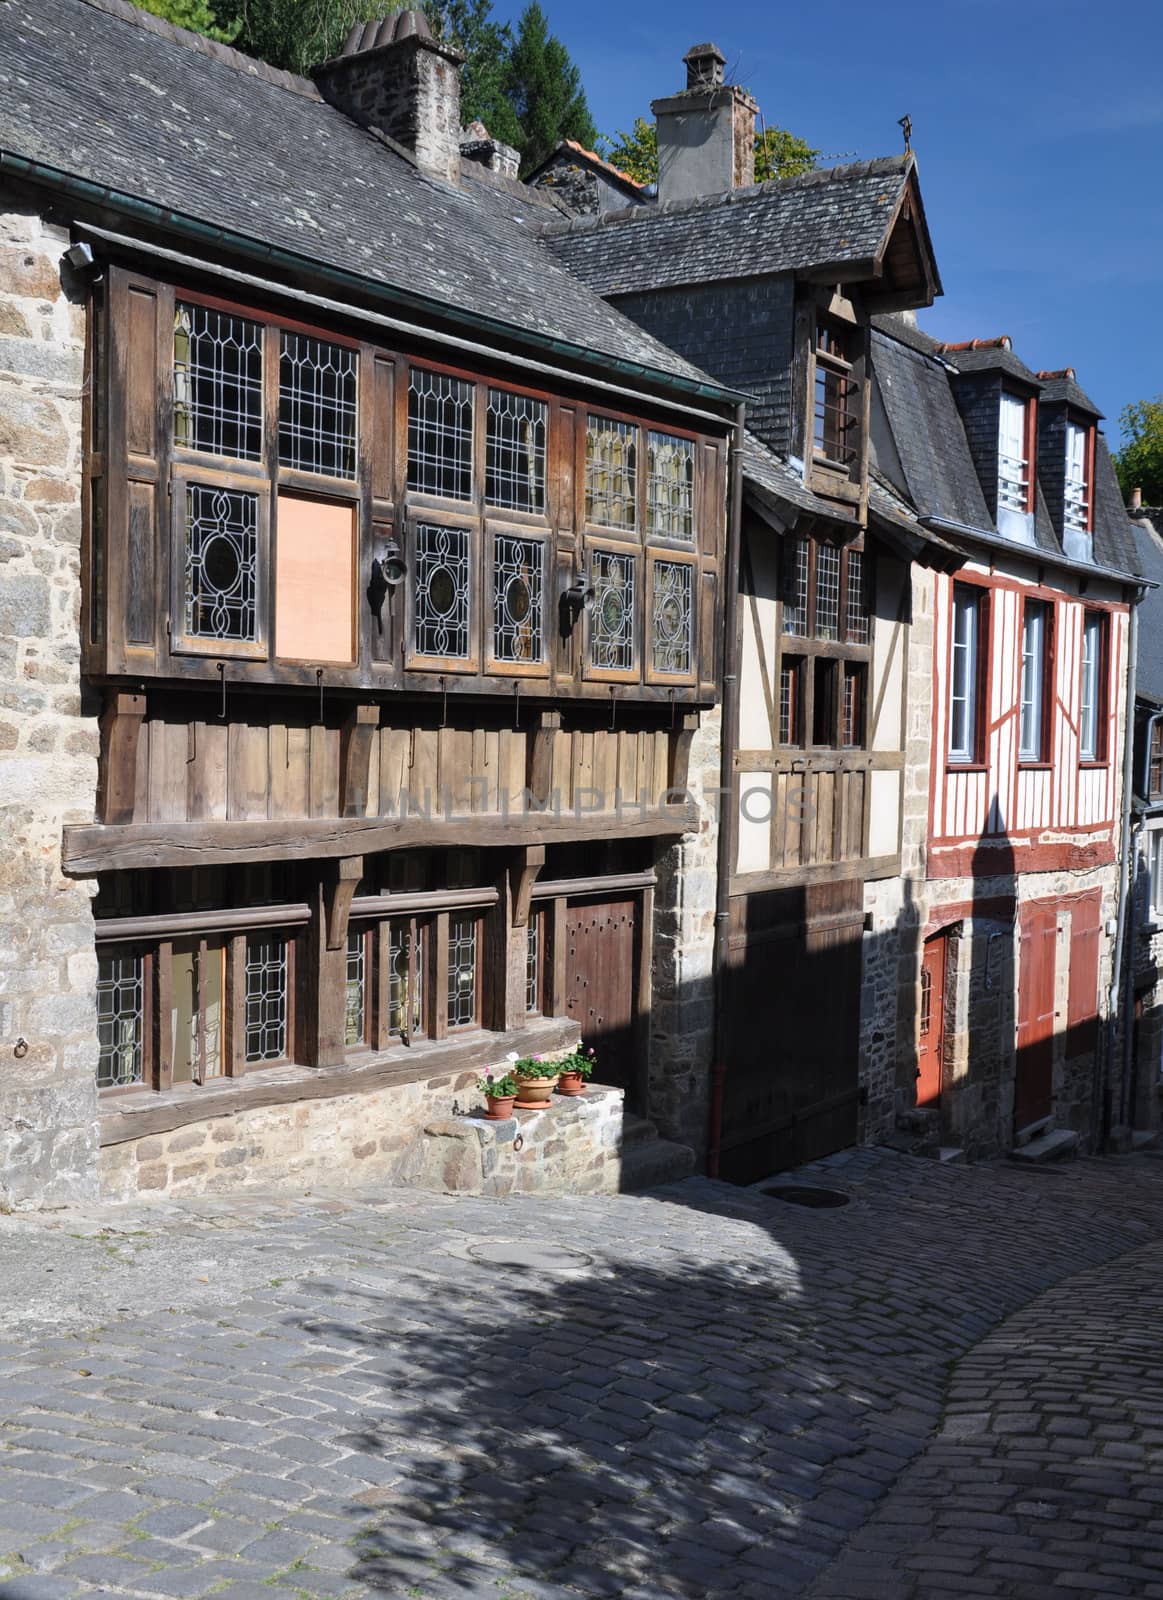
(339, 703, 379, 818)
(325, 856, 363, 952)
(527, 709, 562, 808)
(668, 712, 700, 796)
(302, 873, 348, 1069)
(96, 691, 146, 825)
(509, 844, 545, 930)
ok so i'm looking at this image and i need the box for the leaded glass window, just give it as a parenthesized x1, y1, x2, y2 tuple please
(345, 928, 367, 1047)
(414, 523, 470, 658)
(585, 416, 637, 530)
(278, 333, 357, 479)
(96, 952, 144, 1088)
(846, 550, 870, 644)
(493, 535, 544, 664)
(173, 303, 263, 461)
(526, 917, 540, 1014)
(245, 936, 287, 1062)
(646, 431, 695, 540)
(447, 917, 478, 1029)
(651, 560, 693, 676)
(815, 544, 840, 641)
(783, 538, 809, 636)
(590, 549, 636, 672)
(183, 485, 259, 644)
(486, 389, 546, 513)
(408, 369, 473, 500)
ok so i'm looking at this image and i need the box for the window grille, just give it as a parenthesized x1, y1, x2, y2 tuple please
(387, 922, 422, 1038)
(997, 393, 1030, 514)
(96, 952, 144, 1088)
(408, 369, 473, 500)
(585, 416, 637, 530)
(590, 548, 636, 672)
(183, 485, 259, 644)
(1065, 421, 1090, 535)
(345, 928, 366, 1047)
(414, 522, 470, 658)
(278, 333, 357, 479)
(815, 544, 840, 640)
(651, 560, 693, 675)
(526, 917, 540, 1013)
(646, 431, 695, 539)
(783, 538, 809, 636)
(447, 917, 478, 1028)
(173, 302, 263, 461)
(486, 389, 546, 513)
(245, 936, 287, 1062)
(493, 535, 544, 664)
(846, 549, 870, 644)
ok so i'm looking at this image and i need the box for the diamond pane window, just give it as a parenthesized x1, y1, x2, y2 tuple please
(646, 431, 695, 540)
(173, 302, 263, 461)
(447, 917, 478, 1028)
(345, 928, 366, 1047)
(493, 535, 544, 664)
(245, 936, 287, 1062)
(96, 952, 144, 1088)
(585, 416, 637, 530)
(486, 389, 546, 513)
(651, 560, 693, 675)
(783, 538, 809, 635)
(408, 369, 473, 500)
(184, 485, 259, 643)
(278, 333, 357, 479)
(590, 549, 636, 672)
(526, 917, 540, 1014)
(815, 544, 840, 640)
(414, 523, 470, 658)
(846, 550, 870, 644)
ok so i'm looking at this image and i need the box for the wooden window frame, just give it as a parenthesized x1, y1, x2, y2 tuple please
(644, 547, 698, 687)
(404, 508, 481, 675)
(483, 519, 551, 680)
(1018, 596, 1054, 766)
(775, 534, 872, 751)
(169, 472, 271, 661)
(583, 411, 641, 538)
(1064, 413, 1096, 538)
(948, 582, 987, 767)
(1079, 609, 1109, 766)
(583, 535, 641, 685)
(800, 298, 868, 507)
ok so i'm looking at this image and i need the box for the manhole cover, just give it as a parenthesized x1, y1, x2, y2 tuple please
(759, 1184, 851, 1209)
(468, 1241, 594, 1272)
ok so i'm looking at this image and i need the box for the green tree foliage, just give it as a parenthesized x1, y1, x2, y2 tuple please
(603, 117, 819, 186)
(134, 0, 239, 42)
(1116, 399, 1163, 507)
(503, 3, 596, 173)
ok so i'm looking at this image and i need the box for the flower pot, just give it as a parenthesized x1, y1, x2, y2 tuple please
(483, 1095, 516, 1121)
(556, 1070, 585, 1097)
(514, 1075, 558, 1109)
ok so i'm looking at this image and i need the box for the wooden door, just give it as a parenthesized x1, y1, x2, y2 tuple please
(564, 897, 638, 1101)
(916, 933, 947, 1108)
(1016, 900, 1057, 1131)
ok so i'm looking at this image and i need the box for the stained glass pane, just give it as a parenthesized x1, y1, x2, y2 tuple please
(414, 522, 470, 658)
(447, 917, 478, 1028)
(173, 303, 263, 461)
(646, 431, 695, 540)
(585, 416, 637, 530)
(651, 560, 693, 675)
(590, 549, 635, 672)
(96, 951, 144, 1088)
(493, 535, 544, 664)
(183, 485, 259, 644)
(486, 389, 546, 513)
(279, 333, 357, 479)
(408, 369, 473, 500)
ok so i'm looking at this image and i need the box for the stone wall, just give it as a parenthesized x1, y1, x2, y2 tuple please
(0, 197, 101, 1209)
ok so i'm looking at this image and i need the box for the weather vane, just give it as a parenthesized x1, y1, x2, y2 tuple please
(898, 114, 913, 154)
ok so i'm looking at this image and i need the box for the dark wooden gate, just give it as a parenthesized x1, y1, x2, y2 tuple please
(563, 896, 640, 1103)
(718, 880, 863, 1183)
(1016, 899, 1057, 1131)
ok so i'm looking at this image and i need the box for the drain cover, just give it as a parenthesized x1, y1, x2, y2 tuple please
(759, 1184, 851, 1209)
(468, 1241, 593, 1272)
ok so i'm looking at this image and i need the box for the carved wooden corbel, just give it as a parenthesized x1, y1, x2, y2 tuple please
(509, 844, 545, 929)
(339, 704, 379, 818)
(325, 856, 364, 950)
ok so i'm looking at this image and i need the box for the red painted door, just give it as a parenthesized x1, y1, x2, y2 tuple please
(917, 934, 947, 1107)
(1016, 901, 1057, 1131)
(564, 897, 637, 1100)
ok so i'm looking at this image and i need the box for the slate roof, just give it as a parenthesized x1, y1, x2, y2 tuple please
(1132, 517, 1163, 705)
(542, 156, 920, 296)
(526, 141, 648, 203)
(0, 0, 725, 396)
(942, 344, 1042, 389)
(1038, 374, 1103, 417)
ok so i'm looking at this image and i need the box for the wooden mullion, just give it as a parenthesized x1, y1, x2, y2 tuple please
(431, 911, 449, 1040)
(548, 895, 567, 1018)
(194, 938, 209, 1085)
(152, 942, 170, 1092)
(225, 932, 247, 1078)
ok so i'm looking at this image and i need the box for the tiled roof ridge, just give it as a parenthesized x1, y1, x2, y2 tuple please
(934, 336, 1012, 353)
(76, 0, 321, 100)
(539, 152, 911, 237)
(561, 139, 647, 192)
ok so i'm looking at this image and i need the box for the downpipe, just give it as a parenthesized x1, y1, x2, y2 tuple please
(1103, 595, 1141, 1146)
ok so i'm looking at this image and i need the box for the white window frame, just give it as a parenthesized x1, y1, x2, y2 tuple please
(949, 585, 980, 764)
(997, 392, 1029, 514)
(1064, 420, 1090, 536)
(1080, 611, 1103, 761)
(1019, 600, 1047, 762)
(1151, 830, 1163, 923)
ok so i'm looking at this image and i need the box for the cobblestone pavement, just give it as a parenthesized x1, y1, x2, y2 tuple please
(4, 1149, 1163, 1599)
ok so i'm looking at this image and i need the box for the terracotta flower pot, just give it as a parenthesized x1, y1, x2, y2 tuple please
(556, 1070, 585, 1097)
(483, 1094, 516, 1121)
(514, 1074, 558, 1109)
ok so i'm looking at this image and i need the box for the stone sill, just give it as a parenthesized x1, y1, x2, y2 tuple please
(98, 1015, 580, 1148)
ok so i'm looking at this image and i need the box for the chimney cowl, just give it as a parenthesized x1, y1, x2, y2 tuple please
(682, 40, 726, 89)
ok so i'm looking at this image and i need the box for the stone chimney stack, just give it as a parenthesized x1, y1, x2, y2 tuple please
(652, 41, 758, 206)
(314, 11, 465, 185)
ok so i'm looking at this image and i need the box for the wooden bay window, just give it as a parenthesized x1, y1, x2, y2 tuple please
(776, 534, 871, 749)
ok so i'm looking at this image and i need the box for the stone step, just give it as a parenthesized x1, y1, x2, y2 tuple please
(1013, 1114, 1055, 1148)
(621, 1113, 661, 1147)
(620, 1132, 697, 1191)
(937, 1146, 967, 1164)
(1133, 1130, 1160, 1152)
(1009, 1128, 1079, 1164)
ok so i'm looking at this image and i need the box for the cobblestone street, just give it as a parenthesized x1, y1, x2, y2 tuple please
(4, 1149, 1163, 1600)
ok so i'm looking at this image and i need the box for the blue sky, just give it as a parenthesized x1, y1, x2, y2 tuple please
(498, 0, 1163, 445)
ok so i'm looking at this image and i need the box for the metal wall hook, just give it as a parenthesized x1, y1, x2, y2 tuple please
(513, 680, 521, 731)
(216, 661, 226, 719)
(609, 685, 618, 732)
(440, 676, 447, 729)
(316, 667, 324, 723)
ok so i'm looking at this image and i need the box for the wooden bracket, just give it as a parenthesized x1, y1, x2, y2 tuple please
(668, 712, 701, 796)
(325, 855, 363, 950)
(339, 703, 379, 819)
(96, 691, 147, 825)
(509, 844, 546, 930)
(527, 710, 562, 808)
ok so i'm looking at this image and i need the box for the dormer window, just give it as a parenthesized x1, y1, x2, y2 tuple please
(1064, 418, 1092, 541)
(997, 392, 1032, 515)
(805, 307, 866, 506)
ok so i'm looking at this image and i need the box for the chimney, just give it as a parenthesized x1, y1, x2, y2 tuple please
(460, 118, 521, 182)
(314, 11, 465, 185)
(1132, 487, 1143, 512)
(652, 41, 758, 206)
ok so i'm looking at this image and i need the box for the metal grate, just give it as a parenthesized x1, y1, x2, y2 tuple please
(279, 332, 357, 478)
(174, 302, 263, 461)
(526, 917, 540, 1013)
(493, 534, 544, 664)
(846, 550, 869, 644)
(651, 559, 693, 675)
(486, 389, 546, 513)
(96, 951, 144, 1088)
(183, 485, 259, 643)
(388, 922, 422, 1038)
(783, 538, 809, 635)
(590, 548, 636, 672)
(408, 369, 473, 500)
(414, 523, 470, 658)
(345, 928, 366, 1047)
(245, 936, 287, 1062)
(447, 917, 478, 1028)
(585, 416, 637, 530)
(815, 544, 840, 640)
(646, 430, 695, 540)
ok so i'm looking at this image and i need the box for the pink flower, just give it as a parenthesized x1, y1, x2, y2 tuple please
(533, 1054, 543, 1063)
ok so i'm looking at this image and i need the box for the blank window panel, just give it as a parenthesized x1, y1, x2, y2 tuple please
(408, 369, 473, 500)
(646, 430, 695, 540)
(278, 333, 357, 479)
(815, 545, 840, 640)
(585, 416, 637, 530)
(651, 560, 693, 675)
(184, 484, 259, 644)
(486, 389, 546, 513)
(173, 302, 263, 461)
(845, 549, 870, 644)
(447, 917, 478, 1028)
(96, 952, 144, 1089)
(591, 549, 636, 672)
(493, 535, 545, 664)
(275, 495, 356, 664)
(345, 928, 367, 1047)
(783, 538, 809, 636)
(414, 523, 471, 658)
(245, 936, 287, 1062)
